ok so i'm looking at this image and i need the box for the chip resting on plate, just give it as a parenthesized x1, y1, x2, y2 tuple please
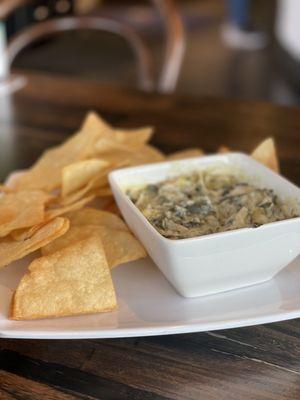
(0, 190, 50, 238)
(11, 221, 49, 242)
(11, 236, 117, 320)
(105, 201, 121, 215)
(94, 127, 153, 153)
(113, 127, 153, 147)
(65, 208, 128, 231)
(132, 145, 165, 164)
(10, 112, 154, 192)
(59, 169, 113, 206)
(59, 182, 95, 206)
(61, 159, 109, 197)
(251, 137, 279, 173)
(0, 217, 69, 269)
(10, 112, 110, 191)
(45, 195, 95, 220)
(0, 184, 13, 193)
(10, 196, 94, 241)
(95, 145, 165, 167)
(42, 224, 146, 268)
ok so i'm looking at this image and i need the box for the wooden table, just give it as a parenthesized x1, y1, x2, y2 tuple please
(0, 72, 299, 400)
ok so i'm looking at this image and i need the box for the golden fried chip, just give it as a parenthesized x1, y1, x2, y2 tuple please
(114, 127, 153, 147)
(11, 145, 78, 192)
(90, 196, 115, 210)
(60, 159, 129, 207)
(45, 195, 95, 220)
(11, 237, 117, 320)
(91, 187, 113, 197)
(94, 138, 133, 154)
(0, 190, 50, 238)
(251, 138, 280, 173)
(138, 145, 165, 163)
(0, 217, 69, 269)
(117, 145, 163, 165)
(60, 183, 109, 207)
(60, 176, 109, 207)
(62, 159, 109, 197)
(11, 111, 155, 191)
(42, 225, 146, 268)
(61, 186, 112, 206)
(92, 149, 131, 166)
(105, 201, 121, 216)
(94, 144, 164, 167)
(65, 208, 128, 231)
(0, 184, 13, 193)
(81, 112, 153, 155)
(11, 112, 110, 191)
(97, 226, 146, 268)
(167, 148, 204, 161)
(95, 127, 153, 153)
(59, 180, 96, 206)
(11, 221, 48, 242)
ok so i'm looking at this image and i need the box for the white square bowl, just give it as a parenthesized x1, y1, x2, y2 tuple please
(109, 153, 300, 298)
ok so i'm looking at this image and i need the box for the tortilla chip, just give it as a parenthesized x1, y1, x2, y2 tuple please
(60, 177, 109, 207)
(105, 201, 121, 215)
(0, 217, 69, 269)
(94, 138, 133, 154)
(98, 151, 131, 167)
(62, 159, 109, 197)
(10, 111, 155, 192)
(139, 145, 165, 163)
(94, 144, 164, 167)
(11, 236, 117, 320)
(125, 144, 165, 165)
(0, 190, 50, 238)
(65, 208, 128, 231)
(59, 180, 97, 206)
(91, 187, 113, 197)
(10, 143, 83, 192)
(251, 138, 280, 173)
(82, 112, 153, 156)
(114, 127, 153, 147)
(167, 148, 204, 160)
(66, 111, 112, 159)
(42, 225, 146, 268)
(95, 127, 153, 153)
(11, 221, 48, 242)
(90, 196, 115, 210)
(45, 195, 95, 220)
(0, 184, 13, 193)
(96, 226, 146, 268)
(61, 186, 112, 207)
(11, 112, 110, 191)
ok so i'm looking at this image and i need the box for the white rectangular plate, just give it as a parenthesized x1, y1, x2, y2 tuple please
(0, 254, 299, 339)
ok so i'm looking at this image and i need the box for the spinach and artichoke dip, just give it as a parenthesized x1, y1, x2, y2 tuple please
(127, 167, 299, 240)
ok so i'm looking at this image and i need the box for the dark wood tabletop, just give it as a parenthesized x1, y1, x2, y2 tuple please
(0, 71, 299, 400)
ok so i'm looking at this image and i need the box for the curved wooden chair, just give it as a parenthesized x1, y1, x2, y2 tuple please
(153, 0, 185, 93)
(0, 0, 185, 92)
(6, 15, 154, 91)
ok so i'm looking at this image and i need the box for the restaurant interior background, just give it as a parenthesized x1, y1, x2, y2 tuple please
(2, 0, 300, 106)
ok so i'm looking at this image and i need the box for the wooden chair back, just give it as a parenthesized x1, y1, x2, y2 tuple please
(0, 0, 185, 92)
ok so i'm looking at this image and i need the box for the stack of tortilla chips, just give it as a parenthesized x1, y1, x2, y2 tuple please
(0, 112, 279, 320)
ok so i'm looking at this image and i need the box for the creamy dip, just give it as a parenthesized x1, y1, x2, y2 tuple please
(127, 167, 299, 239)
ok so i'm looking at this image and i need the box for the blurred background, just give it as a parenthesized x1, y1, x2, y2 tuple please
(1, 0, 300, 105)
